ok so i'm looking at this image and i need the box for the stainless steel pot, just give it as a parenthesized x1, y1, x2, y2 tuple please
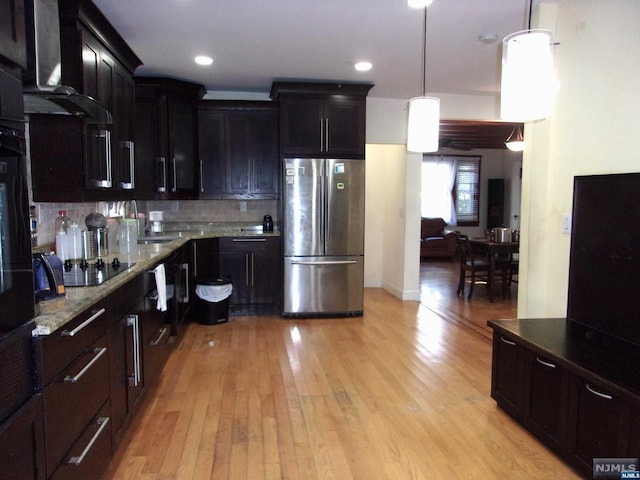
(493, 227, 511, 243)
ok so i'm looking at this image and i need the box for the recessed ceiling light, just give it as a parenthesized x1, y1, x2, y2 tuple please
(195, 55, 213, 66)
(354, 61, 372, 72)
(408, 0, 434, 8)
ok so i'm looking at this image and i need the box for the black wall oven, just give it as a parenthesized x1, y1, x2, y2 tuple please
(0, 65, 35, 333)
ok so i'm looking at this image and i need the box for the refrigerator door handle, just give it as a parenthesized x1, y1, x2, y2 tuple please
(320, 169, 326, 251)
(291, 260, 358, 266)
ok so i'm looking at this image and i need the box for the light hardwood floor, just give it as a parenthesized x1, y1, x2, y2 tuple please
(103, 259, 581, 479)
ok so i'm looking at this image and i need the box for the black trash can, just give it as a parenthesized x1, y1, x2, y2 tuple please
(195, 276, 232, 325)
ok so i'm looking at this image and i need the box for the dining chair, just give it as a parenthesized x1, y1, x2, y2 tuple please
(502, 253, 519, 296)
(456, 234, 491, 300)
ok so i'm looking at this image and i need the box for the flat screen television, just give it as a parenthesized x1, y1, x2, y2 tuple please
(567, 172, 640, 349)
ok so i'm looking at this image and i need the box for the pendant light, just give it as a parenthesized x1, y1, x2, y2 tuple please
(505, 125, 525, 151)
(407, 3, 439, 153)
(500, 0, 555, 122)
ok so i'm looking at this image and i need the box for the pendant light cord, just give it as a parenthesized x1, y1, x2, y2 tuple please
(421, 6, 427, 97)
(527, 0, 533, 30)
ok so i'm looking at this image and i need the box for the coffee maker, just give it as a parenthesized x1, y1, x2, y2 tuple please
(149, 211, 164, 234)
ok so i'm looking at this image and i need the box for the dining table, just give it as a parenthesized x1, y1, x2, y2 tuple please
(468, 237, 519, 302)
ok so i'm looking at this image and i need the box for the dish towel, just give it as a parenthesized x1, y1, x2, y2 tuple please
(153, 264, 167, 312)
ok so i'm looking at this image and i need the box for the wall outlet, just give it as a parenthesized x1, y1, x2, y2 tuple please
(240, 201, 247, 212)
(562, 213, 572, 234)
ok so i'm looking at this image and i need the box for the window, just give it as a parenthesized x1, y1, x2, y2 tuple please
(454, 157, 481, 226)
(421, 155, 480, 226)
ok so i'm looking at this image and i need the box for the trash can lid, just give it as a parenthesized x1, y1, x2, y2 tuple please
(196, 276, 231, 286)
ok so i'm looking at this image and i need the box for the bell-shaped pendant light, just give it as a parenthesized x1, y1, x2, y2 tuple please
(505, 125, 525, 151)
(407, 3, 439, 153)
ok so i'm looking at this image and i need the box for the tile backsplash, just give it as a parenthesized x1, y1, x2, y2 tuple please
(33, 199, 279, 247)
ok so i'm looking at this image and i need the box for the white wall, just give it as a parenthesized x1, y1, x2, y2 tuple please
(518, 0, 640, 318)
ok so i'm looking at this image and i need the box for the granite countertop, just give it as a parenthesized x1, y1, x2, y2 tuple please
(33, 226, 280, 336)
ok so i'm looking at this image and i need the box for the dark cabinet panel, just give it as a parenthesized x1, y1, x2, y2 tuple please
(108, 273, 146, 447)
(199, 101, 279, 199)
(135, 77, 205, 199)
(524, 353, 569, 455)
(30, 4, 141, 201)
(271, 82, 372, 158)
(490, 333, 526, 421)
(568, 379, 631, 473)
(192, 238, 218, 280)
(0, 394, 46, 480)
(0, 0, 26, 69)
(218, 237, 281, 313)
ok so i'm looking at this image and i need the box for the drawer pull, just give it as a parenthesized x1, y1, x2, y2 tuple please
(586, 384, 613, 400)
(499, 336, 516, 346)
(61, 308, 106, 337)
(63, 347, 107, 384)
(232, 238, 267, 242)
(150, 327, 168, 346)
(67, 416, 110, 465)
(536, 357, 557, 369)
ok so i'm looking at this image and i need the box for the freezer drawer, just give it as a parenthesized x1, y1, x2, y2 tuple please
(283, 256, 364, 316)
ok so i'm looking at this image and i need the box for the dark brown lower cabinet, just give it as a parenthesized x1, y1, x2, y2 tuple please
(568, 378, 633, 473)
(491, 334, 526, 421)
(489, 319, 640, 479)
(0, 394, 46, 480)
(524, 353, 569, 456)
(218, 236, 281, 314)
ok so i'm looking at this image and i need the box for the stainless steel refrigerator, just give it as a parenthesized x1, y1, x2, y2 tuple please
(282, 158, 365, 316)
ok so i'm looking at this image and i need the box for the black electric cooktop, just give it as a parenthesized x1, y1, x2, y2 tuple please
(63, 258, 135, 287)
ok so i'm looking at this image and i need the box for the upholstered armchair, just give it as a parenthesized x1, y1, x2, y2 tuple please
(420, 217, 458, 259)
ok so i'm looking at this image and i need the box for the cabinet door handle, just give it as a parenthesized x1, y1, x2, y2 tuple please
(157, 157, 167, 192)
(150, 327, 168, 346)
(105, 130, 112, 187)
(67, 416, 110, 465)
(319, 118, 324, 151)
(586, 383, 613, 400)
(63, 347, 107, 384)
(120, 140, 135, 189)
(171, 157, 177, 192)
(182, 262, 190, 303)
(61, 308, 106, 337)
(499, 336, 516, 346)
(325, 118, 329, 152)
(535, 357, 557, 369)
(192, 243, 198, 277)
(245, 253, 250, 286)
(200, 159, 204, 193)
(127, 315, 141, 386)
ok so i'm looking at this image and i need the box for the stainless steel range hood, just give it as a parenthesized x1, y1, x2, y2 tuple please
(23, 0, 113, 125)
(24, 87, 113, 124)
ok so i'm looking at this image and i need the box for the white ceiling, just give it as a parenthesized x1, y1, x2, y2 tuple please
(92, 0, 531, 100)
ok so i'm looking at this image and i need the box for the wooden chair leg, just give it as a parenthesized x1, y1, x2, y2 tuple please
(468, 271, 475, 299)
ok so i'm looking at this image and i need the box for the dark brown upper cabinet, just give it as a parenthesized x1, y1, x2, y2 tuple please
(134, 77, 206, 200)
(199, 101, 279, 199)
(0, 0, 27, 69)
(29, 0, 141, 202)
(270, 82, 373, 159)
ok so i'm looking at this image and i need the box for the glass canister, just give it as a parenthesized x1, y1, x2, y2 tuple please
(118, 218, 138, 254)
